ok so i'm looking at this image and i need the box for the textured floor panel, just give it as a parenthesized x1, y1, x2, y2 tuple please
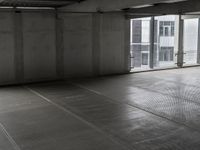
(123, 87, 200, 130)
(29, 82, 200, 150)
(0, 127, 16, 150)
(137, 80, 200, 102)
(1, 67, 200, 150)
(70, 68, 200, 131)
(0, 87, 129, 150)
(0, 103, 128, 150)
(0, 87, 49, 114)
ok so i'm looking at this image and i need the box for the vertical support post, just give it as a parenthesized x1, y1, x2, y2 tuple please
(197, 18, 200, 64)
(124, 18, 131, 72)
(149, 16, 155, 69)
(55, 10, 64, 78)
(177, 15, 184, 68)
(14, 10, 24, 82)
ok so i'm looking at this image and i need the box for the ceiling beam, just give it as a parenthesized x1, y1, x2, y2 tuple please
(126, 0, 200, 15)
(0, 0, 85, 8)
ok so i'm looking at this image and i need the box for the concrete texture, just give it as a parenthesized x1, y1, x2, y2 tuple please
(23, 12, 57, 81)
(99, 13, 127, 75)
(1, 67, 200, 149)
(61, 12, 129, 77)
(0, 11, 129, 86)
(14, 12, 24, 83)
(61, 13, 93, 77)
(61, 0, 174, 12)
(0, 12, 15, 84)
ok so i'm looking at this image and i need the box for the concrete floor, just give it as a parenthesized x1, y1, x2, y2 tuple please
(1, 67, 200, 150)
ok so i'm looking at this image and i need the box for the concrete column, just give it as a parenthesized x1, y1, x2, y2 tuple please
(177, 15, 184, 68)
(92, 13, 101, 76)
(55, 11, 64, 78)
(124, 18, 131, 72)
(14, 10, 24, 82)
(149, 16, 155, 69)
(197, 18, 200, 64)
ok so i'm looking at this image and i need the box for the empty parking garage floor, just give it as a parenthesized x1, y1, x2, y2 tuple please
(1, 67, 200, 150)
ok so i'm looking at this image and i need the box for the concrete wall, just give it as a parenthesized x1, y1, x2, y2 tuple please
(0, 11, 129, 85)
(61, 12, 129, 76)
(23, 12, 57, 81)
(99, 13, 127, 74)
(0, 12, 15, 84)
(61, 13, 93, 77)
(0, 11, 58, 85)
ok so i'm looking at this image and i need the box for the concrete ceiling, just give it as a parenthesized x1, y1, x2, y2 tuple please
(126, 0, 200, 16)
(60, 0, 184, 12)
(0, 0, 84, 8)
(0, 0, 197, 15)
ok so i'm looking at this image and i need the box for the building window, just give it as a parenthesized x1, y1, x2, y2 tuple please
(159, 47, 174, 61)
(160, 21, 175, 36)
(142, 53, 149, 65)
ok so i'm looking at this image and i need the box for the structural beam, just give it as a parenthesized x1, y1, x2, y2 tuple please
(176, 15, 184, 68)
(14, 10, 24, 82)
(150, 16, 155, 69)
(197, 18, 200, 64)
(0, 0, 85, 8)
(126, 0, 200, 16)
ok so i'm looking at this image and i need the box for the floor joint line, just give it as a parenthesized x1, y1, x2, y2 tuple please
(70, 82, 200, 134)
(24, 85, 134, 150)
(0, 123, 21, 150)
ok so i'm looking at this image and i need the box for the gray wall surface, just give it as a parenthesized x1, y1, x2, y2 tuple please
(0, 11, 129, 85)
(0, 12, 15, 84)
(62, 13, 93, 77)
(100, 13, 126, 75)
(61, 12, 129, 76)
(23, 12, 57, 81)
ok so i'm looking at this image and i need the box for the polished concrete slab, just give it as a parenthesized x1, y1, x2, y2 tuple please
(1, 67, 200, 149)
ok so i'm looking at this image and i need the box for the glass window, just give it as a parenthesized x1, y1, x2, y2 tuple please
(160, 21, 175, 36)
(171, 22, 175, 36)
(142, 53, 149, 65)
(130, 17, 151, 70)
(183, 18, 199, 65)
(164, 21, 171, 26)
(164, 27, 169, 36)
(159, 47, 174, 61)
(160, 27, 164, 36)
(142, 20, 150, 43)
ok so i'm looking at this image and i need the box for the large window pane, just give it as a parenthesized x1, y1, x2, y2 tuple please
(130, 15, 200, 71)
(183, 18, 199, 65)
(130, 17, 151, 71)
(154, 15, 178, 68)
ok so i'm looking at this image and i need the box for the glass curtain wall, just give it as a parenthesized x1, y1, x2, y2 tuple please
(183, 18, 199, 65)
(153, 15, 178, 68)
(130, 15, 200, 71)
(130, 17, 151, 71)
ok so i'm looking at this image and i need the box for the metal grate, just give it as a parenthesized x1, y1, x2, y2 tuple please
(0, 0, 84, 8)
